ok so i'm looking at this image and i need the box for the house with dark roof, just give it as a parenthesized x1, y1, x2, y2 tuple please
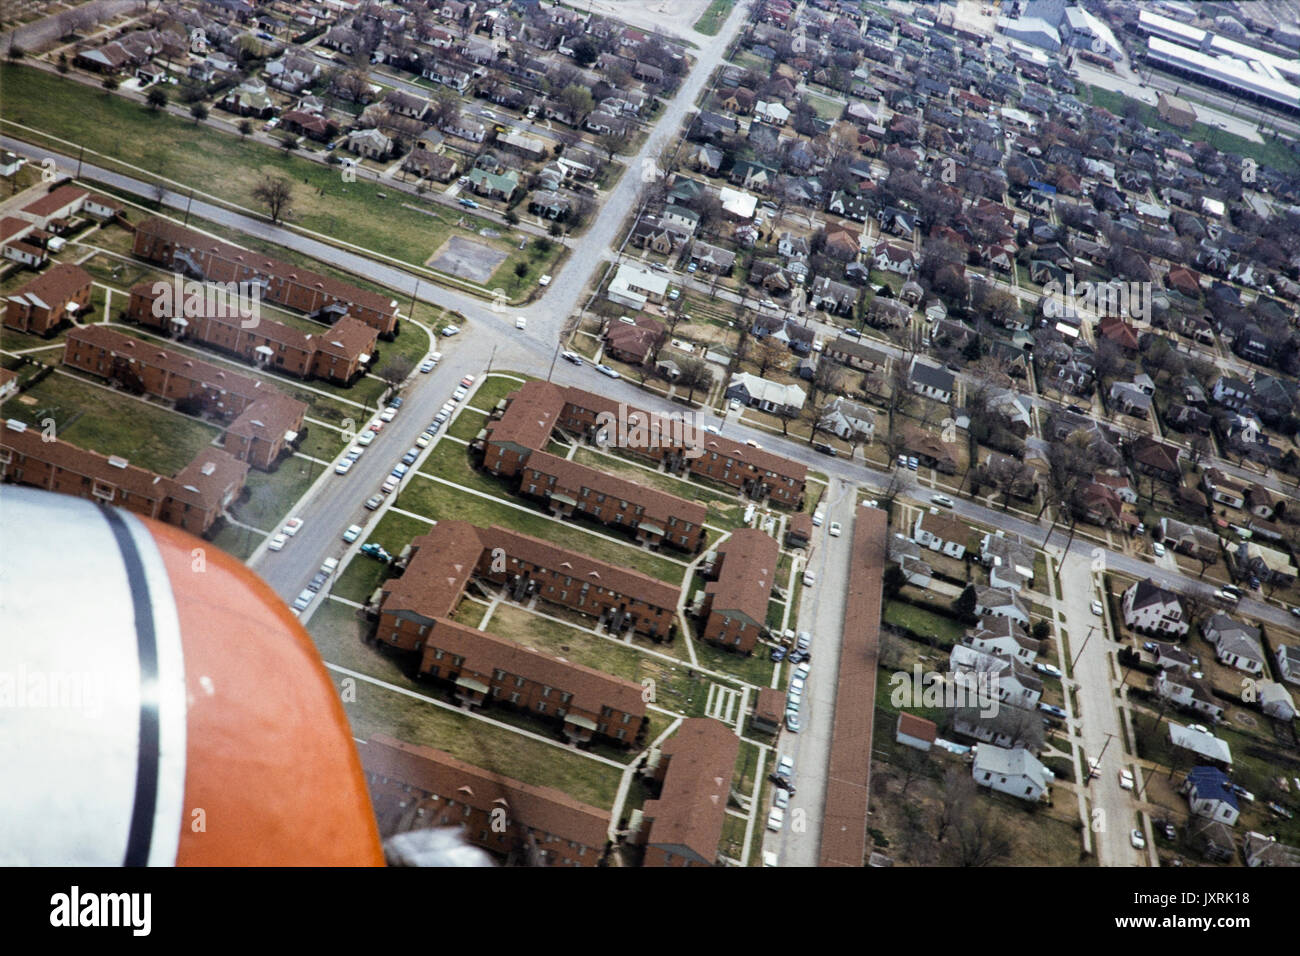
(1122, 578, 1188, 637)
(638, 718, 740, 866)
(1182, 766, 1240, 826)
(701, 529, 779, 654)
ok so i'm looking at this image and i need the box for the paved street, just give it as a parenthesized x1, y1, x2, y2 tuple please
(767, 477, 859, 866)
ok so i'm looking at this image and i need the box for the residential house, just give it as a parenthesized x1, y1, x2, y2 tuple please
(819, 397, 875, 442)
(971, 746, 1050, 803)
(725, 373, 805, 415)
(1122, 578, 1189, 637)
(1182, 766, 1240, 826)
(1154, 670, 1224, 722)
(908, 360, 954, 403)
(701, 529, 780, 654)
(973, 586, 1030, 628)
(3, 263, 93, 335)
(913, 510, 968, 559)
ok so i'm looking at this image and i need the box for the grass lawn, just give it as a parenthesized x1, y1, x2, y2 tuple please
(692, 635, 776, 687)
(0, 64, 565, 293)
(445, 408, 489, 442)
(883, 599, 967, 648)
(694, 0, 734, 34)
(3, 371, 221, 474)
(452, 597, 488, 628)
(719, 813, 748, 859)
(210, 521, 262, 561)
(230, 459, 318, 531)
(470, 371, 535, 411)
(805, 93, 843, 123)
(396, 468, 689, 585)
(571, 445, 750, 529)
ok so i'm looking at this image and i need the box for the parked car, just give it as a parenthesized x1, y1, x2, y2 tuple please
(334, 458, 354, 475)
(368, 421, 384, 433)
(307, 571, 328, 593)
(802, 570, 816, 587)
(814, 442, 837, 457)
(282, 517, 304, 536)
(561, 350, 583, 366)
(401, 448, 419, 465)
(829, 521, 842, 537)
(1090, 600, 1104, 616)
(897, 454, 907, 468)
(460, 375, 475, 388)
(931, 494, 954, 508)
(391, 464, 409, 479)
(812, 509, 824, 527)
(267, 533, 288, 552)
(687, 261, 698, 273)
(381, 477, 398, 494)
(1130, 828, 1146, 850)
(364, 494, 384, 510)
(1119, 768, 1135, 791)
(1040, 703, 1067, 719)
(320, 558, 339, 578)
(346, 446, 364, 461)
(1034, 662, 1062, 678)
(1153, 542, 1166, 557)
(360, 542, 392, 562)
(595, 364, 621, 378)
(451, 387, 468, 402)
(416, 433, 432, 448)
(1087, 757, 1100, 778)
(380, 406, 398, 422)
(773, 788, 790, 810)
(785, 711, 801, 732)
(441, 324, 461, 336)
(770, 646, 786, 662)
(458, 198, 478, 208)
(667, 288, 680, 300)
(356, 430, 376, 447)
(342, 524, 363, 543)
(907, 457, 919, 470)
(292, 589, 314, 612)
(1213, 589, 1240, 605)
(515, 316, 527, 330)
(419, 359, 436, 373)
(766, 807, 785, 831)
(793, 663, 810, 681)
(768, 773, 795, 795)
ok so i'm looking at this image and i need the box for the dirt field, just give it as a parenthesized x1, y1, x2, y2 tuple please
(428, 236, 508, 282)
(577, 0, 717, 38)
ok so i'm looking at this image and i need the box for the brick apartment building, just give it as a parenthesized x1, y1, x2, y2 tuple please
(3, 263, 93, 335)
(132, 217, 400, 335)
(518, 449, 707, 552)
(700, 528, 781, 654)
(126, 280, 377, 384)
(377, 522, 679, 642)
(0, 418, 247, 535)
(375, 520, 670, 745)
(64, 326, 307, 470)
(688, 436, 806, 507)
(637, 718, 740, 866)
(358, 734, 611, 866)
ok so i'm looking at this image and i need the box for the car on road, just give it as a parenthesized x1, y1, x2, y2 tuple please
(391, 463, 410, 479)
(380, 406, 398, 422)
(1130, 829, 1146, 850)
(786, 688, 802, 706)
(768, 773, 795, 794)
(334, 458, 354, 475)
(793, 663, 810, 681)
(1040, 703, 1067, 719)
(368, 421, 384, 433)
(766, 807, 785, 831)
(364, 494, 384, 510)
(1213, 588, 1240, 605)
(770, 646, 786, 662)
(267, 533, 288, 552)
(416, 433, 432, 448)
(1119, 768, 1135, 790)
(828, 521, 842, 537)
(785, 711, 801, 732)
(812, 509, 824, 527)
(515, 316, 527, 330)
(381, 477, 398, 494)
(744, 438, 762, 449)
(419, 359, 436, 373)
(931, 494, 955, 508)
(292, 589, 314, 612)
(307, 571, 328, 593)
(459, 375, 475, 389)
(703, 424, 720, 434)
(788, 649, 808, 665)
(776, 755, 794, 778)
(561, 350, 583, 366)
(401, 448, 419, 466)
(1090, 600, 1104, 616)
(773, 788, 790, 810)
(441, 324, 461, 336)
(802, 569, 816, 587)
(355, 429, 375, 446)
(1291, 606, 1300, 618)
(1086, 757, 1101, 779)
(595, 364, 621, 378)
(452, 387, 468, 402)
(346, 446, 364, 461)
(813, 442, 837, 457)
(1034, 662, 1062, 678)
(796, 630, 811, 651)
(458, 198, 478, 208)
(283, 517, 304, 536)
(342, 524, 363, 543)
(650, 262, 668, 272)
(790, 677, 805, 694)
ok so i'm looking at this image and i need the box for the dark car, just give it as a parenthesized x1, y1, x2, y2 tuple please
(390, 397, 404, 409)
(401, 449, 419, 466)
(767, 772, 796, 794)
(770, 646, 787, 662)
(306, 571, 328, 593)
(788, 649, 809, 665)
(814, 443, 837, 457)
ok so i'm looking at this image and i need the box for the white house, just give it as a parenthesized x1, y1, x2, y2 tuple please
(964, 618, 1038, 664)
(1182, 765, 1240, 825)
(725, 373, 806, 414)
(972, 746, 1050, 803)
(1278, 646, 1300, 686)
(1153, 671, 1224, 722)
(819, 397, 876, 442)
(949, 646, 1042, 710)
(1257, 681, 1297, 721)
(1122, 578, 1189, 637)
(979, 532, 1035, 591)
(1169, 724, 1233, 766)
(606, 262, 669, 310)
(908, 359, 955, 403)
(974, 586, 1030, 628)
(913, 510, 968, 559)
(1202, 614, 1265, 676)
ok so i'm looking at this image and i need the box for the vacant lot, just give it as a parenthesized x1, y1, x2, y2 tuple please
(428, 236, 508, 283)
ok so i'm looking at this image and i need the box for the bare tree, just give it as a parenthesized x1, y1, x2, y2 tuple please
(676, 357, 713, 406)
(377, 356, 414, 392)
(252, 175, 293, 224)
(948, 804, 1015, 867)
(753, 339, 788, 377)
(935, 767, 975, 845)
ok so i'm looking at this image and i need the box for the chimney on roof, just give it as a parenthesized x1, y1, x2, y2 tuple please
(201, 462, 216, 476)
(108, 455, 129, 469)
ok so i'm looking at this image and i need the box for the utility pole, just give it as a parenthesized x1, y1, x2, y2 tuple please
(76, 144, 85, 179)
(1084, 731, 1116, 788)
(184, 188, 194, 225)
(1070, 625, 1096, 672)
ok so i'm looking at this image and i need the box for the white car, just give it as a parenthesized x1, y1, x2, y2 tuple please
(793, 663, 811, 681)
(762, 851, 779, 867)
(1119, 768, 1135, 791)
(1152, 542, 1166, 557)
(931, 494, 955, 508)
(342, 524, 363, 543)
(419, 359, 436, 373)
(728, 399, 742, 411)
(1130, 828, 1146, 850)
(452, 387, 468, 402)
(416, 433, 432, 448)
(773, 788, 790, 810)
(282, 517, 304, 536)
(334, 458, 354, 475)
(1087, 757, 1101, 779)
(292, 588, 314, 612)
(812, 509, 824, 527)
(441, 324, 461, 336)
(766, 807, 785, 832)
(828, 521, 842, 537)
(744, 439, 762, 449)
(267, 533, 288, 552)
(380, 406, 398, 422)
(345, 446, 364, 461)
(1090, 600, 1104, 616)
(802, 570, 816, 587)
(515, 316, 527, 330)
(776, 754, 794, 778)
(356, 430, 376, 447)
(790, 677, 805, 694)
(561, 350, 583, 366)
